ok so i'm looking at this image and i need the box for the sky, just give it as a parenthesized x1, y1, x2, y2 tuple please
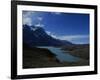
(22, 11, 90, 44)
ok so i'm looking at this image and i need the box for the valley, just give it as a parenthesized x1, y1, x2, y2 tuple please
(23, 24, 89, 68)
(23, 45, 89, 68)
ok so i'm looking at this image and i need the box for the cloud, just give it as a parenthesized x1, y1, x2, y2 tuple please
(58, 35, 89, 41)
(46, 31, 51, 35)
(37, 16, 43, 21)
(51, 12, 62, 15)
(22, 11, 34, 26)
(51, 35, 58, 39)
(35, 23, 44, 27)
(23, 11, 35, 18)
(54, 12, 62, 15)
(23, 17, 32, 26)
(23, 11, 45, 27)
(46, 31, 89, 40)
(35, 16, 44, 27)
(57, 35, 89, 44)
(46, 30, 89, 44)
(46, 31, 58, 39)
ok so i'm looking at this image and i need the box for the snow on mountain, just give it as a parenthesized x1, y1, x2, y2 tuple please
(23, 24, 73, 47)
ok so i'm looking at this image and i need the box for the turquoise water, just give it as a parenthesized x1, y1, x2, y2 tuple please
(37, 47, 80, 63)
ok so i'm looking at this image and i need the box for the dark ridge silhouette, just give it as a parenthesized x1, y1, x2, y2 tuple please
(23, 24, 73, 47)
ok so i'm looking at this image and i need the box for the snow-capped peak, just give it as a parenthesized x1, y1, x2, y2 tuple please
(35, 23, 44, 27)
(30, 26, 38, 31)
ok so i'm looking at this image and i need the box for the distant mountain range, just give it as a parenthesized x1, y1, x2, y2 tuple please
(23, 24, 73, 47)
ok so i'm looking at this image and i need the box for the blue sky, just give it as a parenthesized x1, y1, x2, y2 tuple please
(22, 11, 90, 44)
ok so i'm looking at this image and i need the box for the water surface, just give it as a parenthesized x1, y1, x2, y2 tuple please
(38, 46, 80, 63)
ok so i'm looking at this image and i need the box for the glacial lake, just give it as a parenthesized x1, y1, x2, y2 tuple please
(37, 46, 80, 63)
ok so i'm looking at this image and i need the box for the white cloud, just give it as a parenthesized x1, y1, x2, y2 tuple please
(23, 17, 32, 26)
(35, 16, 44, 27)
(22, 12, 34, 26)
(51, 35, 58, 39)
(58, 35, 89, 41)
(46, 31, 89, 44)
(51, 12, 62, 15)
(23, 11, 44, 27)
(23, 11, 35, 18)
(54, 12, 62, 15)
(46, 31, 51, 35)
(35, 23, 44, 27)
(46, 31, 58, 39)
(37, 16, 43, 21)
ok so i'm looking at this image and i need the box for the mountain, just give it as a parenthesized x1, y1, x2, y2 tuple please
(23, 24, 73, 47)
